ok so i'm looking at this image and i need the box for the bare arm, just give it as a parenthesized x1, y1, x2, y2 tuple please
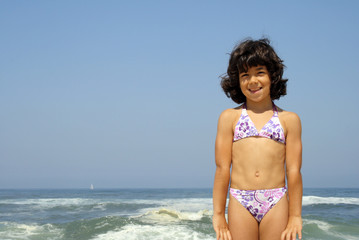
(213, 109, 234, 240)
(281, 112, 303, 240)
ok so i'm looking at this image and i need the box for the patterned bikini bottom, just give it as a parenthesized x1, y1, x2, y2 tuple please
(230, 186, 287, 222)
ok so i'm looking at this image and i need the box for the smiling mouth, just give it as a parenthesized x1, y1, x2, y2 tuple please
(249, 87, 262, 93)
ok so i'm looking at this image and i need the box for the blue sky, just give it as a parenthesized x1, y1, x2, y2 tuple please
(1, 1, 358, 188)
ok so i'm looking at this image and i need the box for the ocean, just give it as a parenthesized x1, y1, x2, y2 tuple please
(0, 188, 358, 240)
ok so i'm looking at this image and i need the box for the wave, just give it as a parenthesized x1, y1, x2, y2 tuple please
(133, 208, 213, 224)
(303, 196, 359, 206)
(0, 197, 212, 207)
(123, 198, 213, 209)
(90, 224, 216, 240)
(303, 219, 359, 240)
(0, 222, 63, 240)
(0, 216, 132, 240)
(1, 214, 358, 240)
(0, 198, 159, 214)
(0, 198, 95, 208)
(0, 214, 214, 240)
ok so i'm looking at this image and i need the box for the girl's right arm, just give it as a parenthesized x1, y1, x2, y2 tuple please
(213, 109, 234, 240)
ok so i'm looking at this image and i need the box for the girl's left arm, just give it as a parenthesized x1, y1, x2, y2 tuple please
(281, 112, 303, 240)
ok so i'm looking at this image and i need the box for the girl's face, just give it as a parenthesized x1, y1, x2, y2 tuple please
(239, 65, 271, 103)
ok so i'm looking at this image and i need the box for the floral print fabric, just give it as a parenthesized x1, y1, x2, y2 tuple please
(230, 187, 287, 222)
(233, 102, 286, 144)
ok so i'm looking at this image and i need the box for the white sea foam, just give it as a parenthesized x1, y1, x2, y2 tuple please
(0, 197, 213, 219)
(125, 198, 212, 209)
(0, 198, 95, 207)
(303, 196, 359, 206)
(0, 222, 63, 240)
(128, 198, 213, 215)
(91, 224, 216, 240)
(0, 198, 126, 213)
(0, 197, 212, 210)
(303, 219, 333, 231)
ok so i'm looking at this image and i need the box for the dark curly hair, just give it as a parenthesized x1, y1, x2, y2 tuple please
(220, 38, 288, 104)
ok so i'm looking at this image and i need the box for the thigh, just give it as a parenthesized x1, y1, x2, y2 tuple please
(259, 193, 288, 240)
(228, 194, 259, 240)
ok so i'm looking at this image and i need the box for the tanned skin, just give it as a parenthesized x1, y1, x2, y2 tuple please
(213, 66, 303, 240)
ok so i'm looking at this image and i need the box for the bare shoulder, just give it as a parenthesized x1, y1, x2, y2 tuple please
(277, 107, 301, 130)
(219, 107, 241, 120)
(217, 106, 242, 129)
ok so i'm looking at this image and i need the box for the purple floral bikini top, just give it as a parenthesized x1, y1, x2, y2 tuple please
(233, 103, 286, 144)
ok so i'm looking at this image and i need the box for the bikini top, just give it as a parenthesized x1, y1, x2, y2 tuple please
(233, 103, 286, 144)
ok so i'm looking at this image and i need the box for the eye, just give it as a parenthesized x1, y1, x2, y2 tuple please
(240, 73, 249, 78)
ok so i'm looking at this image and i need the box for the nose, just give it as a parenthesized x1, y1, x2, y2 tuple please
(248, 75, 258, 85)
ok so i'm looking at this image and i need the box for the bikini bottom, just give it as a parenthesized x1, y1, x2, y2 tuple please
(229, 186, 287, 222)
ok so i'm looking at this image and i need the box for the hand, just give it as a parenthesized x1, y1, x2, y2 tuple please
(212, 213, 232, 240)
(281, 216, 303, 240)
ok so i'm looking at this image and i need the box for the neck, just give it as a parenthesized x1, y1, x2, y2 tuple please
(246, 98, 273, 113)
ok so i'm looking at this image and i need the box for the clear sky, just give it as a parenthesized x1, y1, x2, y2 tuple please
(1, 1, 359, 189)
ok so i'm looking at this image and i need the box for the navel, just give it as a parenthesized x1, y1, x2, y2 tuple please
(255, 171, 260, 177)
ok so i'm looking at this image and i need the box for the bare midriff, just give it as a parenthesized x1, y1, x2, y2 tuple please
(230, 137, 286, 190)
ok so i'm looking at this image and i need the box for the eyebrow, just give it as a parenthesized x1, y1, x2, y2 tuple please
(256, 67, 265, 70)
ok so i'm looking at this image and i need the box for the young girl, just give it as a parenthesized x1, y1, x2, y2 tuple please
(212, 38, 303, 240)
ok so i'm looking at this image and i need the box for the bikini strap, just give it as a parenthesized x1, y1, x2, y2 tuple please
(242, 103, 248, 115)
(272, 102, 279, 117)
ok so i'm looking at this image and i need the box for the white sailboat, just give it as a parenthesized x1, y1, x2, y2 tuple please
(90, 184, 94, 190)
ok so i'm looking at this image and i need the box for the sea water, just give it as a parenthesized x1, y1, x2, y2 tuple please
(0, 188, 358, 240)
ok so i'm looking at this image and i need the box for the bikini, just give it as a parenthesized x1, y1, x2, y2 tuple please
(230, 102, 287, 222)
(233, 102, 285, 143)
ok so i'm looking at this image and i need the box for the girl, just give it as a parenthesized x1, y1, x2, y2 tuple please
(212, 38, 303, 240)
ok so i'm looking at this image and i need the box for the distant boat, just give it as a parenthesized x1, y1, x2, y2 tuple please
(90, 184, 94, 190)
